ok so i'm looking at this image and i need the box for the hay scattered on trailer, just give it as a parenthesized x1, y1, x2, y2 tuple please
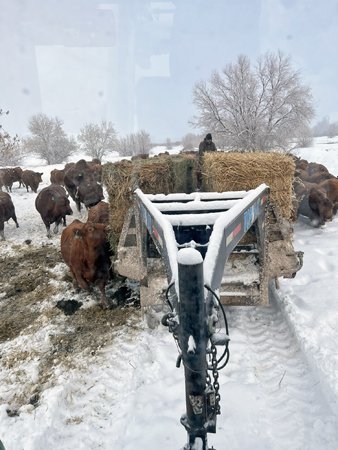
(202, 152, 295, 219)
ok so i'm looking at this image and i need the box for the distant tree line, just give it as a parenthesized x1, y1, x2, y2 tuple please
(0, 112, 156, 166)
(2, 49, 338, 166)
(311, 116, 338, 139)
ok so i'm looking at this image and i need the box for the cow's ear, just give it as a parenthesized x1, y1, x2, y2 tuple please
(39, 173, 43, 176)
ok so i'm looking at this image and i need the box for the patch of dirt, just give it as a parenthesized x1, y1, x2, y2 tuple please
(0, 241, 142, 410)
(0, 243, 63, 342)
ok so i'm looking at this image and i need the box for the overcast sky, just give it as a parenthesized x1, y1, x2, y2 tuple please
(1, 0, 338, 142)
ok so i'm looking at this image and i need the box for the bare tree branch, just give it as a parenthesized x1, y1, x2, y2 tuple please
(191, 51, 314, 152)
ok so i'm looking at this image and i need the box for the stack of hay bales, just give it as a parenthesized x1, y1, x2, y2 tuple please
(103, 153, 199, 251)
(103, 151, 295, 252)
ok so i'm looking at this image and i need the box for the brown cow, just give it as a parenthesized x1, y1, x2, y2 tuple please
(293, 156, 308, 171)
(0, 168, 15, 192)
(12, 167, 23, 188)
(50, 168, 66, 186)
(0, 167, 23, 191)
(0, 192, 19, 240)
(0, 171, 4, 191)
(61, 219, 113, 308)
(35, 185, 73, 238)
(64, 159, 104, 211)
(319, 178, 338, 214)
(21, 170, 43, 193)
(88, 163, 102, 183)
(87, 201, 109, 224)
(294, 179, 333, 226)
(307, 162, 329, 176)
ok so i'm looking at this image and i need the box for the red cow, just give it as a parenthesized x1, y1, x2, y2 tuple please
(87, 201, 109, 224)
(63, 159, 104, 211)
(0, 169, 15, 192)
(35, 185, 73, 238)
(319, 178, 338, 214)
(21, 170, 43, 193)
(294, 180, 333, 226)
(0, 192, 19, 240)
(12, 167, 23, 188)
(61, 220, 113, 308)
(50, 168, 66, 186)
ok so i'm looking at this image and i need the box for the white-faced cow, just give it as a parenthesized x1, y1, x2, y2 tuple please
(35, 185, 73, 238)
(63, 159, 104, 212)
(0, 192, 19, 240)
(61, 219, 113, 308)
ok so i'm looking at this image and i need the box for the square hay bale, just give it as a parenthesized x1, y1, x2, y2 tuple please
(103, 154, 199, 251)
(103, 160, 134, 251)
(203, 151, 295, 219)
(171, 153, 199, 193)
(135, 157, 175, 194)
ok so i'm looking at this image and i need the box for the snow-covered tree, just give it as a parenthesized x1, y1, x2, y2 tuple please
(116, 130, 152, 156)
(78, 120, 118, 161)
(294, 124, 313, 149)
(0, 109, 22, 166)
(165, 138, 173, 150)
(135, 130, 152, 155)
(311, 116, 330, 137)
(23, 113, 77, 164)
(181, 133, 201, 151)
(192, 51, 314, 152)
(327, 122, 338, 139)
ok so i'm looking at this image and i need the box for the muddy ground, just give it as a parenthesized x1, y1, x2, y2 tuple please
(0, 242, 141, 412)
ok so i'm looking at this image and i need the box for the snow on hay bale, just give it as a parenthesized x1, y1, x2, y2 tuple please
(203, 151, 295, 219)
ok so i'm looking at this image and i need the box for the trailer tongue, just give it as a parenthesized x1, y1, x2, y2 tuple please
(115, 184, 303, 450)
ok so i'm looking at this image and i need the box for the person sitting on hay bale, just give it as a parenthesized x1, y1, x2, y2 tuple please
(197, 133, 217, 189)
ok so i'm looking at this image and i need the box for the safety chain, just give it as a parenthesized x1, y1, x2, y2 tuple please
(210, 342, 221, 415)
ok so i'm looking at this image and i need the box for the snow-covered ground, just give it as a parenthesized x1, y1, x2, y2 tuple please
(0, 137, 338, 449)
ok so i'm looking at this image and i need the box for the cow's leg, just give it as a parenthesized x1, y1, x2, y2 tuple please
(46, 224, 52, 238)
(97, 280, 110, 308)
(75, 273, 90, 291)
(12, 214, 19, 228)
(0, 222, 5, 240)
(53, 219, 61, 235)
(76, 199, 82, 212)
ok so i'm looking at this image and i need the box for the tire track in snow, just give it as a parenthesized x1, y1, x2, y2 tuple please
(218, 301, 338, 449)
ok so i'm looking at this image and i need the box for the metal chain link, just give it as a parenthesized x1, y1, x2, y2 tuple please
(210, 342, 221, 415)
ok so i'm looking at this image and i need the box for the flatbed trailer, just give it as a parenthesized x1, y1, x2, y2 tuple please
(114, 184, 303, 450)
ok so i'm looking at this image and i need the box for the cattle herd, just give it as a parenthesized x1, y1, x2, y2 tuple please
(1, 155, 337, 307)
(0, 159, 112, 308)
(292, 156, 338, 226)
